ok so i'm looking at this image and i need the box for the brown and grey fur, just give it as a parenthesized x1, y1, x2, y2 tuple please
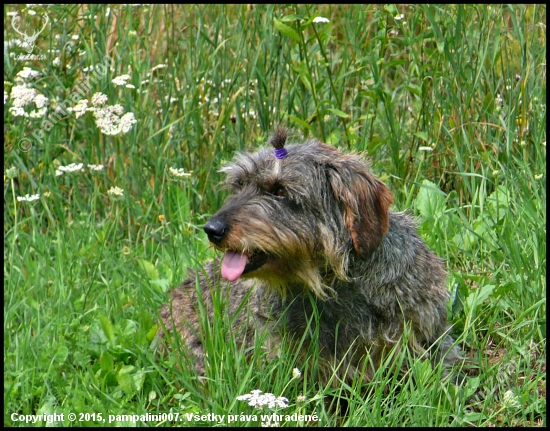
(159, 129, 459, 384)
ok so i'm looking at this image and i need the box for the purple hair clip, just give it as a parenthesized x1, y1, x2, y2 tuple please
(274, 147, 288, 159)
(269, 127, 289, 160)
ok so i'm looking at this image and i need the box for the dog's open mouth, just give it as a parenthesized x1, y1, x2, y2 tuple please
(221, 250, 268, 281)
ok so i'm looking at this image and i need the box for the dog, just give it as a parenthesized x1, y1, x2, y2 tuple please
(159, 128, 459, 384)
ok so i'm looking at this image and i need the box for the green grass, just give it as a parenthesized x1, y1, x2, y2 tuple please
(4, 4, 545, 427)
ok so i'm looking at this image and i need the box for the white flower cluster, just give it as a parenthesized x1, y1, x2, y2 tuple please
(313, 16, 330, 24)
(17, 193, 40, 202)
(56, 163, 104, 176)
(15, 67, 42, 82)
(10, 85, 37, 108)
(501, 390, 521, 409)
(58, 163, 84, 172)
(169, 167, 192, 178)
(73, 99, 89, 118)
(91, 92, 108, 106)
(7, 67, 49, 118)
(112, 74, 135, 88)
(236, 390, 289, 409)
(81, 92, 137, 135)
(107, 186, 124, 197)
(8, 84, 49, 118)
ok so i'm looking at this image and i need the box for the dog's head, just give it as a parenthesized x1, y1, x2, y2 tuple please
(203, 130, 393, 298)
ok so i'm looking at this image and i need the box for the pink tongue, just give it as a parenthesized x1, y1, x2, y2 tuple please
(221, 251, 248, 281)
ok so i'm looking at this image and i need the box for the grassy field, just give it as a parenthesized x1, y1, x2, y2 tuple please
(4, 4, 546, 427)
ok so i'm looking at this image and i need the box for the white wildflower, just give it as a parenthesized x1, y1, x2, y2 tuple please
(71, 34, 80, 40)
(15, 67, 41, 81)
(4, 91, 8, 104)
(112, 74, 131, 87)
(119, 112, 137, 133)
(313, 16, 330, 24)
(534, 174, 543, 180)
(58, 163, 84, 172)
(91, 92, 109, 106)
(34, 94, 49, 109)
(107, 186, 124, 197)
(9, 107, 27, 117)
(28, 107, 47, 118)
(6, 167, 18, 179)
(501, 390, 520, 409)
(261, 418, 280, 427)
(236, 390, 289, 409)
(93, 105, 136, 135)
(73, 99, 89, 118)
(418, 146, 434, 152)
(88, 164, 105, 171)
(125, 84, 135, 89)
(395, 13, 405, 20)
(169, 167, 192, 178)
(17, 193, 40, 202)
(292, 368, 301, 379)
(10, 85, 37, 108)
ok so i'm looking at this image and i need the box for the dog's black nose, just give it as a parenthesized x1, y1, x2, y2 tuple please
(203, 218, 229, 245)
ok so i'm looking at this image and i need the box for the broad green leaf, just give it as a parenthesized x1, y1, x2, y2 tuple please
(274, 18, 300, 42)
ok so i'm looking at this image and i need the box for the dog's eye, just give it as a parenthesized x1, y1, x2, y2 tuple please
(234, 178, 245, 188)
(271, 185, 287, 198)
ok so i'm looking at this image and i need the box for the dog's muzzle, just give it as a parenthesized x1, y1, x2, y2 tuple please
(203, 217, 268, 281)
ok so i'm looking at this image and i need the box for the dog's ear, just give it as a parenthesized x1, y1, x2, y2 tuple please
(327, 156, 393, 259)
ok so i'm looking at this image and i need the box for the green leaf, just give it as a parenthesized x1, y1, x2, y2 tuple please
(466, 284, 496, 311)
(422, 5, 446, 54)
(463, 376, 480, 398)
(280, 14, 303, 23)
(150, 278, 171, 293)
(138, 259, 159, 281)
(53, 345, 69, 363)
(326, 129, 342, 145)
(413, 131, 429, 142)
(406, 84, 422, 97)
(415, 179, 446, 220)
(326, 108, 350, 118)
(116, 365, 136, 396)
(274, 18, 300, 42)
(284, 114, 313, 131)
(99, 315, 115, 345)
(100, 351, 114, 372)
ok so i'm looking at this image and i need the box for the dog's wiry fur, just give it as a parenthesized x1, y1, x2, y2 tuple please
(159, 129, 459, 384)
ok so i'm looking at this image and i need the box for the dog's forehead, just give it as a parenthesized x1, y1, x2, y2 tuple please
(222, 142, 324, 183)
